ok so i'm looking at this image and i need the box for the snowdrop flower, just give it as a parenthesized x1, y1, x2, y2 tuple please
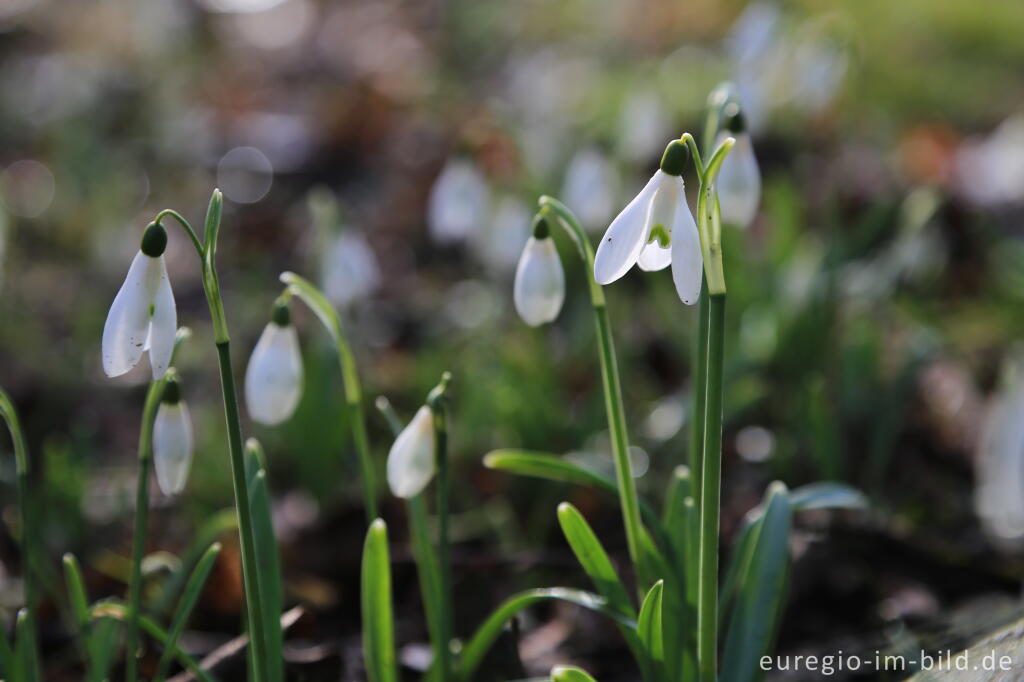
(562, 148, 619, 231)
(102, 222, 177, 379)
(618, 90, 671, 163)
(245, 299, 303, 425)
(474, 196, 531, 272)
(153, 372, 194, 496)
(386, 405, 435, 498)
(427, 158, 489, 245)
(716, 105, 761, 229)
(976, 355, 1024, 546)
(514, 216, 565, 326)
(320, 231, 381, 307)
(593, 140, 703, 305)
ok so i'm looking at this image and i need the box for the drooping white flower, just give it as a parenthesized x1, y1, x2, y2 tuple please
(716, 110, 761, 229)
(153, 376, 194, 496)
(387, 405, 435, 499)
(320, 230, 381, 307)
(427, 158, 489, 245)
(593, 141, 703, 305)
(474, 196, 531, 272)
(562, 148, 619, 231)
(102, 223, 177, 379)
(618, 90, 671, 163)
(245, 302, 303, 426)
(976, 355, 1024, 547)
(513, 221, 565, 326)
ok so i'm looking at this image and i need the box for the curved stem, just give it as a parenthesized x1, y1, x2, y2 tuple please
(280, 271, 377, 521)
(0, 388, 40, 680)
(538, 197, 648, 589)
(154, 209, 204, 258)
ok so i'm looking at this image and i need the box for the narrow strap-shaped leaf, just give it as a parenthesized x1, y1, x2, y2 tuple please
(484, 451, 670, 549)
(0, 628, 15, 681)
(62, 554, 91, 631)
(786, 482, 868, 512)
(14, 609, 34, 682)
(361, 519, 397, 682)
(557, 503, 644, 665)
(638, 581, 665, 682)
(458, 588, 635, 682)
(721, 483, 793, 682)
(552, 665, 599, 682)
(89, 601, 218, 682)
(246, 440, 284, 682)
(153, 542, 223, 682)
(556, 503, 636, 618)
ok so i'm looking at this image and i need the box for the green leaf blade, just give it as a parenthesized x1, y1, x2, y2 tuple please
(361, 519, 397, 682)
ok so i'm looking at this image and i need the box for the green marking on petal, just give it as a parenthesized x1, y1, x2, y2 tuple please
(648, 224, 671, 248)
(149, 303, 155, 317)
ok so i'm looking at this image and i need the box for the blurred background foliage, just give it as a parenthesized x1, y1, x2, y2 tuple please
(2, 0, 1024, 677)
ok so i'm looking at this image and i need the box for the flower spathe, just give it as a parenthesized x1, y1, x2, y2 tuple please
(153, 400, 194, 495)
(245, 319, 304, 426)
(593, 162, 703, 305)
(387, 405, 435, 499)
(102, 224, 176, 379)
(514, 235, 565, 326)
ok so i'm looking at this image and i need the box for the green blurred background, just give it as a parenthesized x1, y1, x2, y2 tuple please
(3, 0, 1024, 678)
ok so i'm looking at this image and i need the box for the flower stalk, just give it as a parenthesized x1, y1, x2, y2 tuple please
(151, 191, 270, 680)
(280, 272, 378, 521)
(0, 387, 40, 680)
(536, 197, 651, 590)
(124, 331, 190, 682)
(427, 372, 454, 679)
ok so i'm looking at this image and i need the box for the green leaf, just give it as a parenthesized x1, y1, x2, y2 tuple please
(62, 554, 90, 631)
(557, 503, 644, 664)
(786, 482, 868, 512)
(556, 503, 636, 618)
(0, 630, 15, 682)
(458, 588, 635, 682)
(153, 542, 222, 682)
(722, 482, 793, 682)
(638, 581, 665, 682)
(246, 439, 284, 682)
(484, 451, 669, 547)
(552, 665, 599, 682)
(361, 519, 397, 682)
(14, 609, 34, 682)
(62, 553, 115, 682)
(88, 601, 217, 682)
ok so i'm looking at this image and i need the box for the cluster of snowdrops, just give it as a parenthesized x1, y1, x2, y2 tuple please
(0, 83, 866, 682)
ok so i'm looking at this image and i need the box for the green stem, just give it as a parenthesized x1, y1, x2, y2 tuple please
(697, 294, 726, 682)
(156, 192, 269, 678)
(281, 272, 377, 521)
(689, 279, 710, 506)
(215, 341, 269, 681)
(539, 197, 647, 589)
(0, 388, 40, 680)
(124, 379, 166, 682)
(428, 374, 453, 680)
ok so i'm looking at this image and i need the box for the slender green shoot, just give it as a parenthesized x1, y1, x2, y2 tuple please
(281, 271, 377, 521)
(153, 542, 222, 682)
(361, 519, 397, 682)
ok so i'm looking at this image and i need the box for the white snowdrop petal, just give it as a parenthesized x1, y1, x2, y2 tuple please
(102, 251, 155, 377)
(146, 257, 177, 380)
(636, 179, 678, 272)
(245, 323, 304, 426)
(153, 402, 194, 496)
(427, 159, 489, 245)
(387, 406, 436, 499)
(593, 171, 663, 285)
(717, 132, 761, 229)
(321, 232, 381, 307)
(637, 240, 672, 271)
(513, 237, 565, 327)
(670, 188, 704, 306)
